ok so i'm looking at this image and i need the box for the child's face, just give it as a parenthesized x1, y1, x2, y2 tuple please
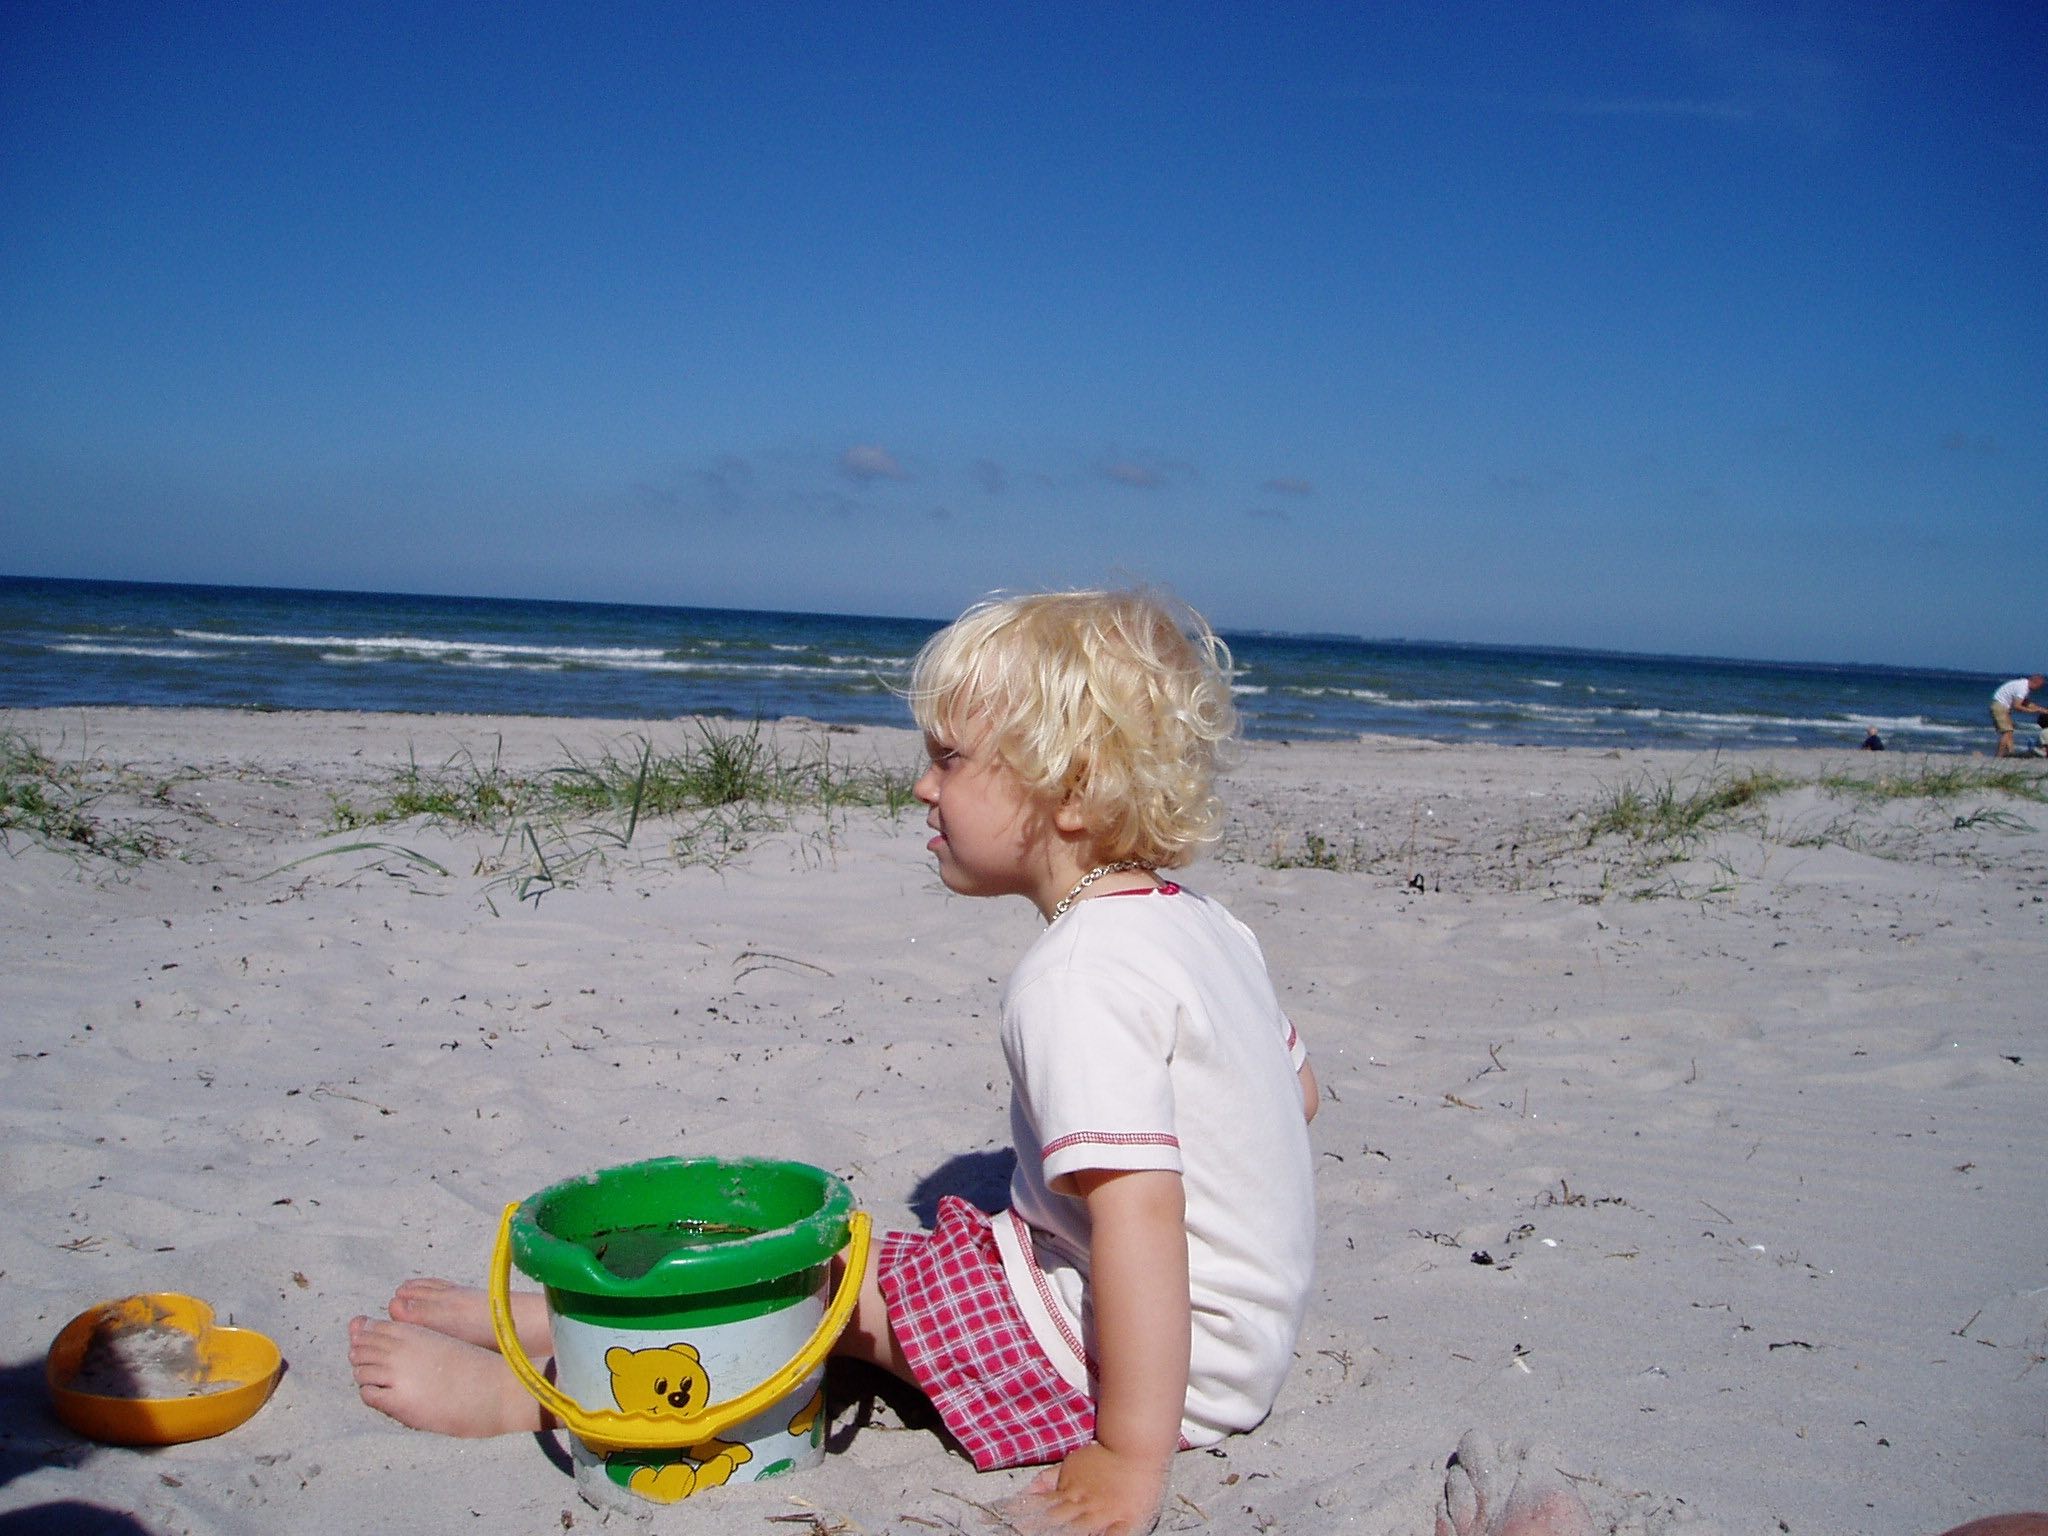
(914, 719, 1059, 905)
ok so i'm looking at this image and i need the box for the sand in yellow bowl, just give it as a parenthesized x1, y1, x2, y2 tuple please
(46, 1293, 283, 1445)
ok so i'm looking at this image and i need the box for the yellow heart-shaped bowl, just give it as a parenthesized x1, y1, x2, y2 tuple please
(46, 1293, 283, 1446)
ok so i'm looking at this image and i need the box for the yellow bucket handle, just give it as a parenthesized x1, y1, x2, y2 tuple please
(487, 1200, 871, 1450)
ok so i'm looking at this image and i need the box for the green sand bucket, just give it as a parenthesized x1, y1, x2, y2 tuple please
(488, 1156, 870, 1511)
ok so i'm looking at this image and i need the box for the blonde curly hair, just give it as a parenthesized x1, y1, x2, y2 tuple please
(908, 589, 1237, 868)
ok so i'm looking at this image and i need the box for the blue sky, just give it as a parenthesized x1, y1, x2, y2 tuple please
(2, 3, 2041, 670)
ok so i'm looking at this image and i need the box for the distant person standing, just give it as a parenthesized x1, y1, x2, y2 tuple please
(1990, 675, 2046, 757)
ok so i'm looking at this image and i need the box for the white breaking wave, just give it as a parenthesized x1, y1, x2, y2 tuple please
(175, 629, 668, 664)
(1616, 705, 1972, 737)
(451, 655, 853, 678)
(1845, 714, 1974, 735)
(1269, 685, 1975, 739)
(51, 642, 209, 660)
(1287, 686, 1490, 710)
(168, 628, 879, 677)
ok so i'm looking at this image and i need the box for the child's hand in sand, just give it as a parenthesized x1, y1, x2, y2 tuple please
(997, 1441, 1167, 1536)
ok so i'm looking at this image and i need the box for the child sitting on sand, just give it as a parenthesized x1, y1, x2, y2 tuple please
(349, 588, 1319, 1536)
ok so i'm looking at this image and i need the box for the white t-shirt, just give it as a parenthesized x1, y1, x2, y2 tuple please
(1994, 678, 2032, 709)
(989, 885, 1315, 1445)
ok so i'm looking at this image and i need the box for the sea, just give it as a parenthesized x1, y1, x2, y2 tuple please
(0, 575, 2005, 753)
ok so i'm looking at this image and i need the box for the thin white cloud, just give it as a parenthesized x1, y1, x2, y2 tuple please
(630, 454, 753, 516)
(699, 455, 755, 509)
(1652, 2, 1851, 140)
(840, 444, 909, 483)
(1103, 460, 1165, 489)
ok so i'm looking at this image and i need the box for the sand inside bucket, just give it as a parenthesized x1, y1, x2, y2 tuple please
(72, 1320, 236, 1399)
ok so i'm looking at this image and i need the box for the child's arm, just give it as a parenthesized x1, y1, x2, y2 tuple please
(1005, 1167, 1188, 1536)
(1298, 1059, 1320, 1123)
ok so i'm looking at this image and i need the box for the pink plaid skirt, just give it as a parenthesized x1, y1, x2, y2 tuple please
(874, 1195, 1096, 1470)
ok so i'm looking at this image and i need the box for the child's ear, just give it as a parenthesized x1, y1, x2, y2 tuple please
(1053, 761, 1090, 833)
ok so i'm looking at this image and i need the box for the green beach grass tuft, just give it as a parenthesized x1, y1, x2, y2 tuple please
(340, 723, 920, 834)
(1580, 765, 1798, 850)
(1818, 761, 2048, 806)
(0, 729, 165, 865)
(1578, 756, 2048, 896)
(1236, 752, 2046, 898)
(329, 721, 923, 903)
(1565, 764, 1797, 900)
(1, 732, 95, 846)
(1266, 830, 1368, 872)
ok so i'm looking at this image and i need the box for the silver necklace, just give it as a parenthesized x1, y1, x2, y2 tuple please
(1049, 860, 1154, 922)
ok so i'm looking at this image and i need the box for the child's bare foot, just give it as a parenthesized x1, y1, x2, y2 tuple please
(348, 1315, 551, 1438)
(387, 1277, 552, 1356)
(1435, 1432, 1595, 1536)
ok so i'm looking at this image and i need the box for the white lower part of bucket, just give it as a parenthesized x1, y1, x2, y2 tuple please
(550, 1295, 829, 1510)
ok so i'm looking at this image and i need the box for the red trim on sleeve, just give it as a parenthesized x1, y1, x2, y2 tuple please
(1041, 1129, 1180, 1160)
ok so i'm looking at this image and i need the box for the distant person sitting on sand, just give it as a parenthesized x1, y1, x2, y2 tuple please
(348, 588, 1319, 1536)
(1862, 726, 1885, 751)
(1990, 675, 2045, 757)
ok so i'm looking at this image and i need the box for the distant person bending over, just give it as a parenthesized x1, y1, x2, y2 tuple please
(349, 588, 1320, 1536)
(1990, 675, 2046, 757)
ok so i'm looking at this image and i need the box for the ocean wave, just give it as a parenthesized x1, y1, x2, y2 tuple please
(445, 653, 860, 679)
(1842, 714, 1976, 736)
(161, 626, 921, 684)
(50, 642, 210, 660)
(174, 629, 672, 664)
(824, 652, 916, 669)
(1258, 687, 1977, 741)
(1287, 687, 1491, 710)
(166, 629, 907, 682)
(1614, 705, 1972, 737)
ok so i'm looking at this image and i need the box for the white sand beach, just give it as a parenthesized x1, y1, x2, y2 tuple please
(2, 708, 2043, 1534)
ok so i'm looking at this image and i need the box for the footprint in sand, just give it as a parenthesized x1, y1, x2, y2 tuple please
(1432, 1430, 2048, 1536)
(1435, 1432, 1595, 1536)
